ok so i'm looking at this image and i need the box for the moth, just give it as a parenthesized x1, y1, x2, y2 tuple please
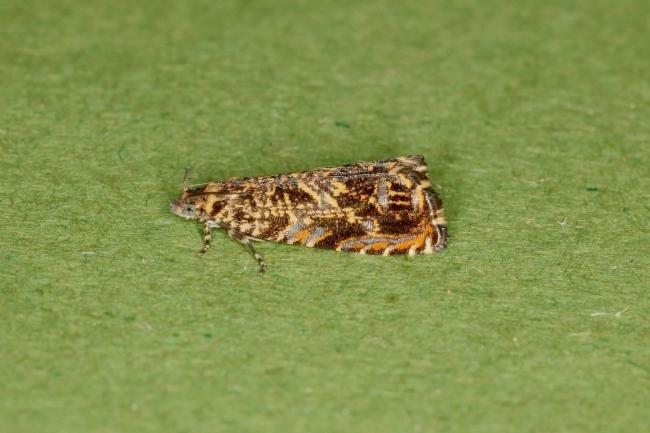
(171, 155, 447, 272)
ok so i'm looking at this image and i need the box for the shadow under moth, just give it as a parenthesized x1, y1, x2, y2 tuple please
(171, 155, 447, 273)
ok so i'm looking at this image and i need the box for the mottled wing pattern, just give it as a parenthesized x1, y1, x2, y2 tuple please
(199, 155, 447, 256)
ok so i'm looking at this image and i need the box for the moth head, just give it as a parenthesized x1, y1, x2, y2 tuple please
(170, 168, 200, 219)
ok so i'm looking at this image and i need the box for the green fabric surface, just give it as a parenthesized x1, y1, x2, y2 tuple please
(1, 0, 649, 432)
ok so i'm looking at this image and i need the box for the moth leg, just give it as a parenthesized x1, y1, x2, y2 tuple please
(196, 221, 212, 256)
(227, 228, 268, 273)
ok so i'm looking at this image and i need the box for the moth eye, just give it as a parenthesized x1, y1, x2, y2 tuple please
(186, 205, 194, 212)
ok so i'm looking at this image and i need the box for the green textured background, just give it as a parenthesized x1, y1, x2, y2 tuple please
(1, 1, 649, 432)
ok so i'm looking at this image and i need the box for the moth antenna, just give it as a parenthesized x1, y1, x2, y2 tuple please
(182, 168, 191, 197)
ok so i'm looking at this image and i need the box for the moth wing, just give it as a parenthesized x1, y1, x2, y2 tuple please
(201, 156, 446, 256)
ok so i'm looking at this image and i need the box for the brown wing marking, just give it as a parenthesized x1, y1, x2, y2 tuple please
(332, 219, 439, 256)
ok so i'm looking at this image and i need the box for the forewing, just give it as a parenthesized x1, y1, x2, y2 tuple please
(203, 155, 447, 255)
